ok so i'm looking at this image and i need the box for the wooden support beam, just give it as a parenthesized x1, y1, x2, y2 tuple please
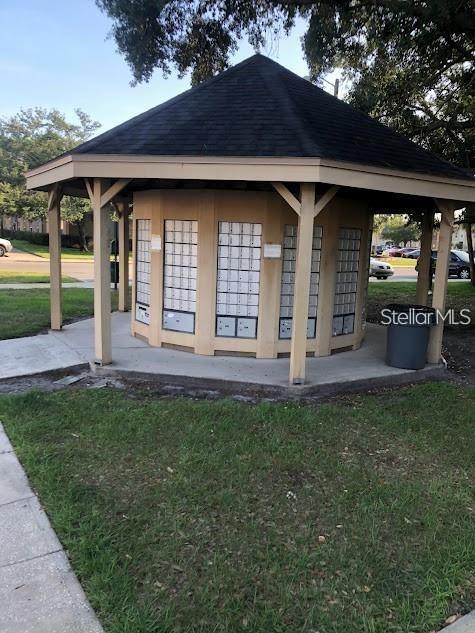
(415, 208, 435, 305)
(289, 183, 315, 384)
(100, 179, 132, 208)
(314, 185, 339, 216)
(92, 178, 112, 365)
(271, 182, 301, 215)
(48, 184, 63, 330)
(84, 178, 93, 202)
(427, 200, 454, 364)
(116, 199, 130, 312)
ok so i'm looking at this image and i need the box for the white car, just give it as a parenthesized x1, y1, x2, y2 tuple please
(0, 238, 13, 257)
(369, 257, 394, 280)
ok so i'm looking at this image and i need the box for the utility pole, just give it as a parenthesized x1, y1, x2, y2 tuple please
(333, 78, 339, 98)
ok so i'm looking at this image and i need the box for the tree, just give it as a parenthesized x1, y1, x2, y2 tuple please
(96, 0, 473, 168)
(380, 217, 420, 247)
(0, 108, 100, 250)
(97, 0, 474, 271)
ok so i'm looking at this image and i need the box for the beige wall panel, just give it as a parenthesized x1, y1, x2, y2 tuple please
(256, 193, 288, 358)
(130, 188, 372, 364)
(315, 201, 340, 356)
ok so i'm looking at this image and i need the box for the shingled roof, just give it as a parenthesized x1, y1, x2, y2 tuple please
(70, 54, 470, 181)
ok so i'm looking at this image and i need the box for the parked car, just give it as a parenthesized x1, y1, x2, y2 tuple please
(400, 247, 419, 257)
(383, 247, 403, 257)
(405, 249, 420, 259)
(0, 237, 13, 257)
(416, 250, 472, 279)
(369, 258, 394, 280)
(449, 250, 472, 279)
(372, 244, 386, 256)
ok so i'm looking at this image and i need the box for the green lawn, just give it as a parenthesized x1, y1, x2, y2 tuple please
(12, 239, 94, 260)
(380, 256, 417, 267)
(0, 382, 473, 632)
(0, 288, 118, 339)
(0, 270, 77, 284)
(367, 281, 475, 327)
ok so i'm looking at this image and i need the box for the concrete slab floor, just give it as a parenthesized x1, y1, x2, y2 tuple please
(0, 423, 103, 633)
(0, 312, 444, 393)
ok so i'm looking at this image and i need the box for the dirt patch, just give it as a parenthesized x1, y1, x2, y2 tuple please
(443, 328, 475, 385)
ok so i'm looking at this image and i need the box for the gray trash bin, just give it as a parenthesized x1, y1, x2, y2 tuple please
(385, 304, 436, 370)
(110, 261, 119, 283)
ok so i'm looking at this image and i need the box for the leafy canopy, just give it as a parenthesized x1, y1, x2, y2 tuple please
(0, 108, 100, 222)
(96, 0, 474, 170)
(380, 216, 420, 247)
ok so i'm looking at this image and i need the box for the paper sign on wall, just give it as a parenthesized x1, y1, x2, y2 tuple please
(151, 235, 162, 251)
(263, 243, 282, 258)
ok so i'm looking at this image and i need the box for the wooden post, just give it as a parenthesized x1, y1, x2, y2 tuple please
(415, 208, 435, 305)
(427, 201, 454, 364)
(117, 200, 130, 312)
(195, 192, 217, 355)
(92, 178, 112, 365)
(48, 185, 62, 330)
(289, 184, 315, 384)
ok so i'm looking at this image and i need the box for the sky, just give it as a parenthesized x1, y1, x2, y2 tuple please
(0, 0, 343, 136)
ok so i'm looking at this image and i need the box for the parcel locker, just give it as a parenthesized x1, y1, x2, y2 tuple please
(215, 221, 261, 338)
(237, 318, 257, 338)
(279, 318, 292, 339)
(279, 223, 323, 339)
(163, 311, 195, 333)
(135, 219, 152, 312)
(332, 227, 361, 336)
(163, 219, 198, 333)
(216, 316, 236, 337)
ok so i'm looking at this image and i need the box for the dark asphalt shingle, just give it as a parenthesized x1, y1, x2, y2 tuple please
(70, 54, 471, 181)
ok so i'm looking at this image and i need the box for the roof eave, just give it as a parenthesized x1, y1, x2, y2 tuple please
(25, 154, 475, 204)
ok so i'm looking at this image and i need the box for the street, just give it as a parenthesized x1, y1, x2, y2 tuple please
(0, 249, 131, 282)
(0, 250, 466, 284)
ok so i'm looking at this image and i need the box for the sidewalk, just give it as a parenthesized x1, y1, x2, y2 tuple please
(0, 423, 103, 632)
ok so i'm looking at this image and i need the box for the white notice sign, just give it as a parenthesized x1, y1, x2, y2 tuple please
(151, 235, 162, 251)
(263, 243, 282, 258)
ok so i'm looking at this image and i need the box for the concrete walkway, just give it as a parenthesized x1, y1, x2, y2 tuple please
(0, 423, 103, 632)
(442, 612, 475, 632)
(0, 313, 444, 393)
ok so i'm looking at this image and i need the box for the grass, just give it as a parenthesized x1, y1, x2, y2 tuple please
(0, 382, 473, 632)
(379, 257, 417, 267)
(12, 239, 94, 260)
(367, 281, 475, 328)
(0, 270, 77, 284)
(0, 288, 118, 340)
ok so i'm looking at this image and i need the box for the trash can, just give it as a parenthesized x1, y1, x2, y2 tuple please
(110, 261, 119, 283)
(385, 304, 436, 370)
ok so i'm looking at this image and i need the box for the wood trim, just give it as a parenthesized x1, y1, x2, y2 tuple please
(271, 182, 301, 215)
(415, 208, 435, 305)
(84, 178, 93, 202)
(92, 178, 112, 365)
(427, 202, 454, 364)
(314, 185, 339, 216)
(289, 183, 315, 383)
(100, 179, 132, 207)
(48, 184, 63, 331)
(26, 154, 475, 203)
(117, 201, 130, 312)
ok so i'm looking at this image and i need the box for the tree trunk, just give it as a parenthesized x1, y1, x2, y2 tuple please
(465, 222, 475, 286)
(76, 219, 89, 252)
